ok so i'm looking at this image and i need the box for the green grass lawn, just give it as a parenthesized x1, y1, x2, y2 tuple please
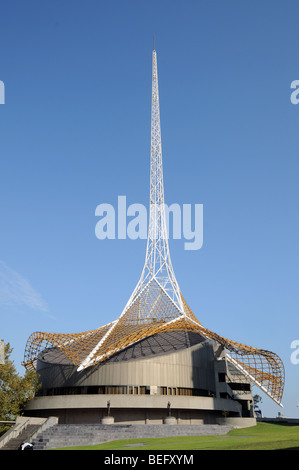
(55, 422, 299, 450)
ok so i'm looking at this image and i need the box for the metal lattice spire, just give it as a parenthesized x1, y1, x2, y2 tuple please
(128, 48, 184, 311)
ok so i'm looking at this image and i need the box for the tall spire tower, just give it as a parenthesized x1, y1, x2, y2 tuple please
(76, 47, 190, 371)
(125, 46, 184, 314)
(24, 46, 285, 408)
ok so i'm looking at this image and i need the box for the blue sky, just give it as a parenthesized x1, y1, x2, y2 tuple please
(0, 0, 298, 418)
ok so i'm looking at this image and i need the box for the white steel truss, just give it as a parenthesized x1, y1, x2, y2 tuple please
(126, 48, 184, 313)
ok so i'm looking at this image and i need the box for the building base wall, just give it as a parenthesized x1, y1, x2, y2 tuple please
(216, 417, 256, 428)
(25, 394, 254, 425)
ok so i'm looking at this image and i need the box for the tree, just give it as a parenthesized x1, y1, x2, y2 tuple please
(0, 342, 39, 422)
(253, 394, 263, 418)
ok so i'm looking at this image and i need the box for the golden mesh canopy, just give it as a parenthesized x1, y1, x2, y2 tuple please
(23, 289, 284, 405)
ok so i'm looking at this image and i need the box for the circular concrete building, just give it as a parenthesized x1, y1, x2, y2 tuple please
(25, 331, 255, 424)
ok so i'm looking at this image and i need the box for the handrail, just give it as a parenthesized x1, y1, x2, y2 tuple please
(0, 418, 30, 449)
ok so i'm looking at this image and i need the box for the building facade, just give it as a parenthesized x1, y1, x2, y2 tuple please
(25, 331, 255, 424)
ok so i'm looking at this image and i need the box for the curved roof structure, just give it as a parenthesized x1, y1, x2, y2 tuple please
(23, 47, 285, 407)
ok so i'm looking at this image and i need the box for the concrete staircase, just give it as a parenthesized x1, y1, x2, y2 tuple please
(1, 424, 40, 450)
(31, 423, 233, 450)
(0, 416, 58, 451)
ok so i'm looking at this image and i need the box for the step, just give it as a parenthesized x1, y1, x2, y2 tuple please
(31, 423, 233, 450)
